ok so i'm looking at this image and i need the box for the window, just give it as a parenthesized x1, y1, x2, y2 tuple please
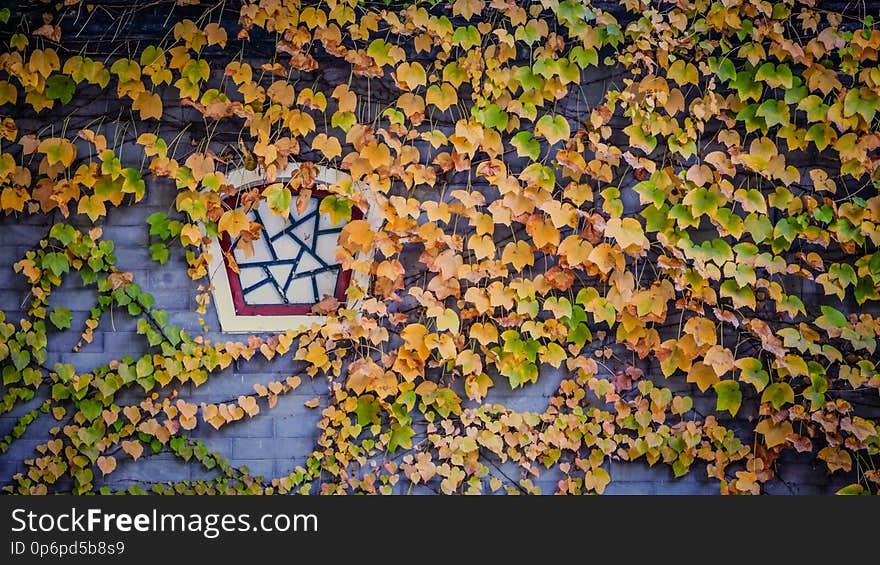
(206, 164, 376, 333)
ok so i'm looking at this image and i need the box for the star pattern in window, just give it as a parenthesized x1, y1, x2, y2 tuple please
(219, 190, 359, 316)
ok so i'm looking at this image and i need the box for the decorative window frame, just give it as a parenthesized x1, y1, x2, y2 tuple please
(206, 163, 380, 333)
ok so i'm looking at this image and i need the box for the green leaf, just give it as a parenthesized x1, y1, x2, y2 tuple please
(49, 224, 78, 246)
(755, 62, 793, 89)
(744, 213, 772, 243)
(147, 212, 171, 238)
(149, 242, 169, 264)
(473, 103, 509, 129)
(331, 111, 357, 131)
(46, 74, 76, 105)
(264, 184, 292, 215)
(387, 423, 414, 453)
(844, 88, 880, 122)
(713, 380, 742, 416)
(0, 8, 10, 24)
(510, 131, 540, 159)
(818, 305, 848, 328)
(569, 46, 598, 68)
(737, 357, 769, 392)
(355, 396, 380, 427)
(79, 399, 103, 421)
(43, 252, 69, 276)
(805, 123, 834, 151)
(319, 195, 353, 226)
(49, 307, 72, 330)
(836, 484, 867, 495)
(761, 382, 795, 409)
(122, 168, 146, 199)
(366, 39, 393, 66)
(755, 99, 789, 127)
(451, 25, 480, 49)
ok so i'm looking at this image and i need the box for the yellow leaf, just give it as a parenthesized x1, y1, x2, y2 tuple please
(1, 187, 28, 212)
(755, 418, 793, 448)
(686, 361, 719, 392)
(818, 446, 853, 473)
(426, 83, 458, 111)
(180, 223, 202, 246)
(184, 152, 214, 182)
(605, 217, 649, 251)
(435, 308, 460, 334)
(304, 396, 321, 408)
(339, 219, 374, 253)
(452, 0, 485, 20)
(38, 137, 76, 167)
(332, 83, 357, 113)
(470, 322, 498, 346)
(502, 240, 534, 270)
(311, 133, 342, 160)
(468, 234, 496, 260)
(204, 22, 227, 47)
(395, 62, 426, 91)
(238, 395, 260, 417)
(267, 80, 295, 107)
(133, 91, 163, 120)
(78, 195, 106, 221)
(704, 344, 734, 376)
(304, 343, 329, 367)
(526, 215, 560, 249)
(218, 209, 250, 237)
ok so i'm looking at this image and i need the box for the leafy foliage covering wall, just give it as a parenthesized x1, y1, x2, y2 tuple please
(1, 0, 880, 495)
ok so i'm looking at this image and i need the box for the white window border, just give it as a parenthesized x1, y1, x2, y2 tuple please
(206, 163, 381, 333)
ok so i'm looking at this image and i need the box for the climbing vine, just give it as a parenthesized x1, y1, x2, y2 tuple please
(1, 0, 880, 495)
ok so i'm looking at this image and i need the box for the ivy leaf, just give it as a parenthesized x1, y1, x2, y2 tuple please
(319, 195, 353, 226)
(713, 380, 742, 416)
(79, 399, 103, 421)
(755, 62, 793, 89)
(149, 242, 169, 264)
(755, 99, 789, 127)
(535, 114, 570, 145)
(355, 396, 380, 426)
(133, 91, 163, 120)
(49, 307, 72, 330)
(218, 209, 249, 237)
(387, 423, 414, 453)
(263, 183, 292, 215)
(761, 382, 795, 410)
(45, 74, 75, 104)
(49, 223, 78, 246)
(43, 252, 69, 276)
(817, 305, 847, 329)
(569, 45, 598, 68)
(511, 131, 540, 159)
(473, 103, 509, 129)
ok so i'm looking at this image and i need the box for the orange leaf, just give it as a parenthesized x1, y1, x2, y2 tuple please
(97, 455, 117, 475)
(121, 440, 143, 461)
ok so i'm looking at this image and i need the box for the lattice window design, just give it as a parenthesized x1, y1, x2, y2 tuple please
(218, 189, 361, 316)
